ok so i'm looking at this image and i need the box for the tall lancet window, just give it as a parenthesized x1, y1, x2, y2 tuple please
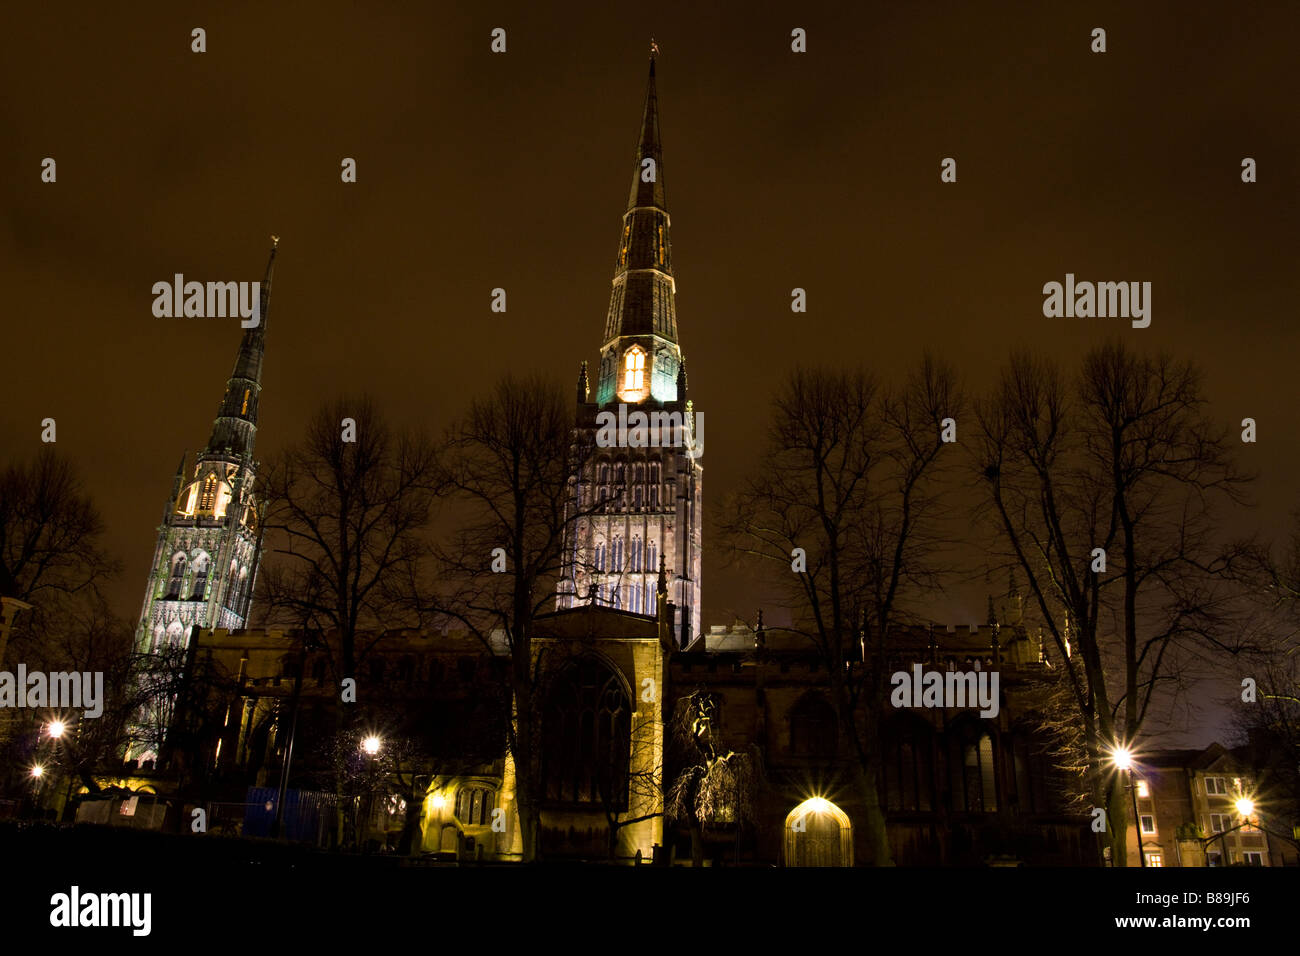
(199, 474, 218, 511)
(622, 348, 646, 397)
(166, 554, 186, 599)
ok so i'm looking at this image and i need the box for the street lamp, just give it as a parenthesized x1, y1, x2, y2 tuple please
(47, 721, 65, 739)
(1200, 793, 1259, 866)
(1110, 745, 1146, 867)
(359, 735, 383, 849)
(30, 765, 44, 779)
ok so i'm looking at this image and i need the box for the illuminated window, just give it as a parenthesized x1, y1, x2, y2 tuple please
(1145, 853, 1163, 867)
(199, 474, 217, 511)
(1136, 780, 1149, 798)
(657, 224, 665, 265)
(455, 787, 494, 826)
(618, 221, 631, 267)
(623, 348, 645, 393)
(241, 389, 250, 415)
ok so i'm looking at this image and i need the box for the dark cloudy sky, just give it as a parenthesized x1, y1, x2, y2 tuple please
(3, 2, 1297, 743)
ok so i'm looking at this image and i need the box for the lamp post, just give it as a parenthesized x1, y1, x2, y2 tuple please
(1111, 747, 1146, 867)
(1202, 796, 1257, 866)
(360, 736, 382, 849)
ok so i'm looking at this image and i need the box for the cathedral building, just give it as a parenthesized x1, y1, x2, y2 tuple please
(134, 57, 1093, 866)
(556, 53, 703, 649)
(133, 243, 277, 657)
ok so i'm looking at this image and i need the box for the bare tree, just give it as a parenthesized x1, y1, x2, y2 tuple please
(719, 356, 962, 866)
(665, 689, 763, 866)
(0, 448, 119, 660)
(257, 395, 440, 846)
(972, 342, 1252, 865)
(435, 373, 598, 862)
(259, 396, 440, 685)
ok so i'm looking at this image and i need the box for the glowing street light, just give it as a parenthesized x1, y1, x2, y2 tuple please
(30, 765, 44, 779)
(48, 721, 66, 739)
(362, 735, 382, 756)
(1234, 796, 1255, 818)
(1108, 744, 1145, 868)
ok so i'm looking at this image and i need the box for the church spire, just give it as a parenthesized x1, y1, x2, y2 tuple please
(627, 45, 665, 213)
(595, 53, 681, 404)
(204, 238, 277, 460)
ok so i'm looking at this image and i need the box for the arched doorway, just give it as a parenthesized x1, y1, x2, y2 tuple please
(784, 797, 853, 867)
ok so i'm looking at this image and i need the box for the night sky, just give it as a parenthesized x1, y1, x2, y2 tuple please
(3, 2, 1297, 743)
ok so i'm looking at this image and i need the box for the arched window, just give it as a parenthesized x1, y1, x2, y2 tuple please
(950, 722, 999, 813)
(623, 348, 646, 393)
(189, 553, 209, 601)
(166, 554, 186, 599)
(594, 543, 605, 573)
(884, 716, 934, 812)
(199, 474, 218, 511)
(541, 658, 631, 806)
(631, 536, 641, 572)
(790, 693, 838, 758)
(612, 537, 623, 572)
(455, 787, 495, 826)
(647, 541, 657, 575)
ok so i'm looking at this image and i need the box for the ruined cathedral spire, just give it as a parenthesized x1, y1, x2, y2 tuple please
(596, 50, 680, 404)
(205, 237, 278, 460)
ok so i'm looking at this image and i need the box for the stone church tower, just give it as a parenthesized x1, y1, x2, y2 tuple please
(134, 241, 278, 655)
(557, 54, 703, 647)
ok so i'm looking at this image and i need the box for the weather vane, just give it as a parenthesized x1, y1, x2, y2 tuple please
(650, 37, 659, 59)
(271, 234, 280, 247)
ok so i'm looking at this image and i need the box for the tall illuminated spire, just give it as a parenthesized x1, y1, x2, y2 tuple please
(596, 55, 681, 404)
(205, 237, 277, 460)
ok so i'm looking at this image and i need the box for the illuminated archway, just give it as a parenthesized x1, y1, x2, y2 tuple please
(784, 797, 853, 867)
